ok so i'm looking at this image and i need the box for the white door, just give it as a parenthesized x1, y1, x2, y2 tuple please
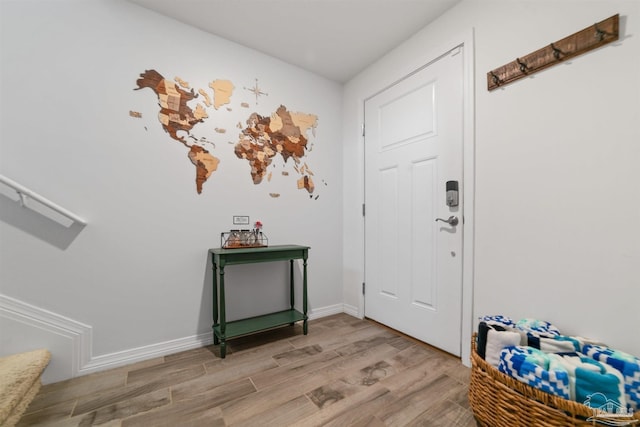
(364, 47, 464, 356)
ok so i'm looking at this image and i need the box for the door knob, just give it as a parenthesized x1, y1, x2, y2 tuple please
(435, 216, 459, 226)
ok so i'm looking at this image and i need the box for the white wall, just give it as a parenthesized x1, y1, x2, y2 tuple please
(2, 0, 638, 385)
(0, 0, 343, 383)
(344, 0, 640, 358)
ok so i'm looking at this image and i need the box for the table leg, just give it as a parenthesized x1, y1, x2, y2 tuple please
(303, 255, 308, 335)
(212, 259, 219, 345)
(289, 259, 295, 326)
(289, 259, 295, 310)
(219, 264, 227, 358)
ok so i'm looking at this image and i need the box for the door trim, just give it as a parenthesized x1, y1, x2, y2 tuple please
(359, 29, 475, 366)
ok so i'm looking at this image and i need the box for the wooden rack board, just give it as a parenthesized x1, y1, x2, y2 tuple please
(487, 14, 619, 91)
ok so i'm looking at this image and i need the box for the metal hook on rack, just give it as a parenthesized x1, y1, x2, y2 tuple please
(594, 23, 606, 41)
(490, 71, 501, 86)
(516, 58, 528, 73)
(550, 43, 563, 60)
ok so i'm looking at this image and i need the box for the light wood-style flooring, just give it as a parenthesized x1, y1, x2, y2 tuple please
(18, 313, 477, 426)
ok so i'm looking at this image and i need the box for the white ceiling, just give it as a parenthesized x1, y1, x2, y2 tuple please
(129, 0, 461, 83)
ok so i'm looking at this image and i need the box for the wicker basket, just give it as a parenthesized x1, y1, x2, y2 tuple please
(469, 334, 640, 426)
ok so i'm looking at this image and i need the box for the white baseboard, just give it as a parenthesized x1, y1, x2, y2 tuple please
(0, 294, 92, 383)
(308, 303, 344, 319)
(1, 294, 353, 381)
(79, 332, 215, 375)
(82, 303, 354, 375)
(341, 303, 360, 318)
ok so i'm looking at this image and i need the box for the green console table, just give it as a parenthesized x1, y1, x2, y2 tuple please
(209, 245, 310, 358)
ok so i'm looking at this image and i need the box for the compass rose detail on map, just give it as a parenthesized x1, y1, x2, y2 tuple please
(244, 78, 268, 105)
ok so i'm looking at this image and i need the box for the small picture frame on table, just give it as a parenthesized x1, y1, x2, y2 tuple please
(232, 216, 249, 225)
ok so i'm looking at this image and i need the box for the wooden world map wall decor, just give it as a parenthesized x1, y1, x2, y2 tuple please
(487, 14, 619, 91)
(133, 70, 322, 197)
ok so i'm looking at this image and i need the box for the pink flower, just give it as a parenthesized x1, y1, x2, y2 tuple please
(254, 221, 263, 230)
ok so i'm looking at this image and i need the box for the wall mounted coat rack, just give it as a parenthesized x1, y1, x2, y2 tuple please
(487, 14, 619, 91)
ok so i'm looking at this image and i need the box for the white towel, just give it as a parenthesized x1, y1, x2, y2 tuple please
(486, 329, 523, 367)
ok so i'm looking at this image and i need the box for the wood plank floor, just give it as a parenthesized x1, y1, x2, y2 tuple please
(18, 314, 478, 426)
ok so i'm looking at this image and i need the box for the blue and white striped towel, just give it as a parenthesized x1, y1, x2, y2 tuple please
(583, 344, 640, 412)
(499, 345, 570, 399)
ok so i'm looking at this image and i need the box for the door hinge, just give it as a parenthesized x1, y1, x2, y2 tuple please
(362, 203, 365, 217)
(361, 123, 365, 137)
(362, 282, 365, 295)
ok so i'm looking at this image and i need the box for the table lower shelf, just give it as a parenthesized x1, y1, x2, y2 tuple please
(213, 309, 305, 340)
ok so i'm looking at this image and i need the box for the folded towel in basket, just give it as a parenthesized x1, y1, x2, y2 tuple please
(477, 321, 499, 359)
(477, 321, 525, 366)
(498, 346, 571, 399)
(583, 344, 640, 412)
(486, 329, 524, 367)
(527, 334, 582, 354)
(479, 315, 516, 328)
(515, 318, 561, 337)
(551, 353, 627, 410)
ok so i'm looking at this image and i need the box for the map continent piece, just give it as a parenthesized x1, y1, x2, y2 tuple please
(290, 112, 318, 137)
(188, 145, 220, 194)
(135, 69, 220, 194)
(209, 79, 234, 110)
(174, 76, 190, 88)
(135, 69, 204, 145)
(198, 89, 213, 107)
(194, 104, 208, 121)
(235, 105, 318, 192)
(235, 134, 276, 185)
(297, 175, 315, 193)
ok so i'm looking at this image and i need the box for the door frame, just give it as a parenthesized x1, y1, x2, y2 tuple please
(358, 29, 475, 366)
